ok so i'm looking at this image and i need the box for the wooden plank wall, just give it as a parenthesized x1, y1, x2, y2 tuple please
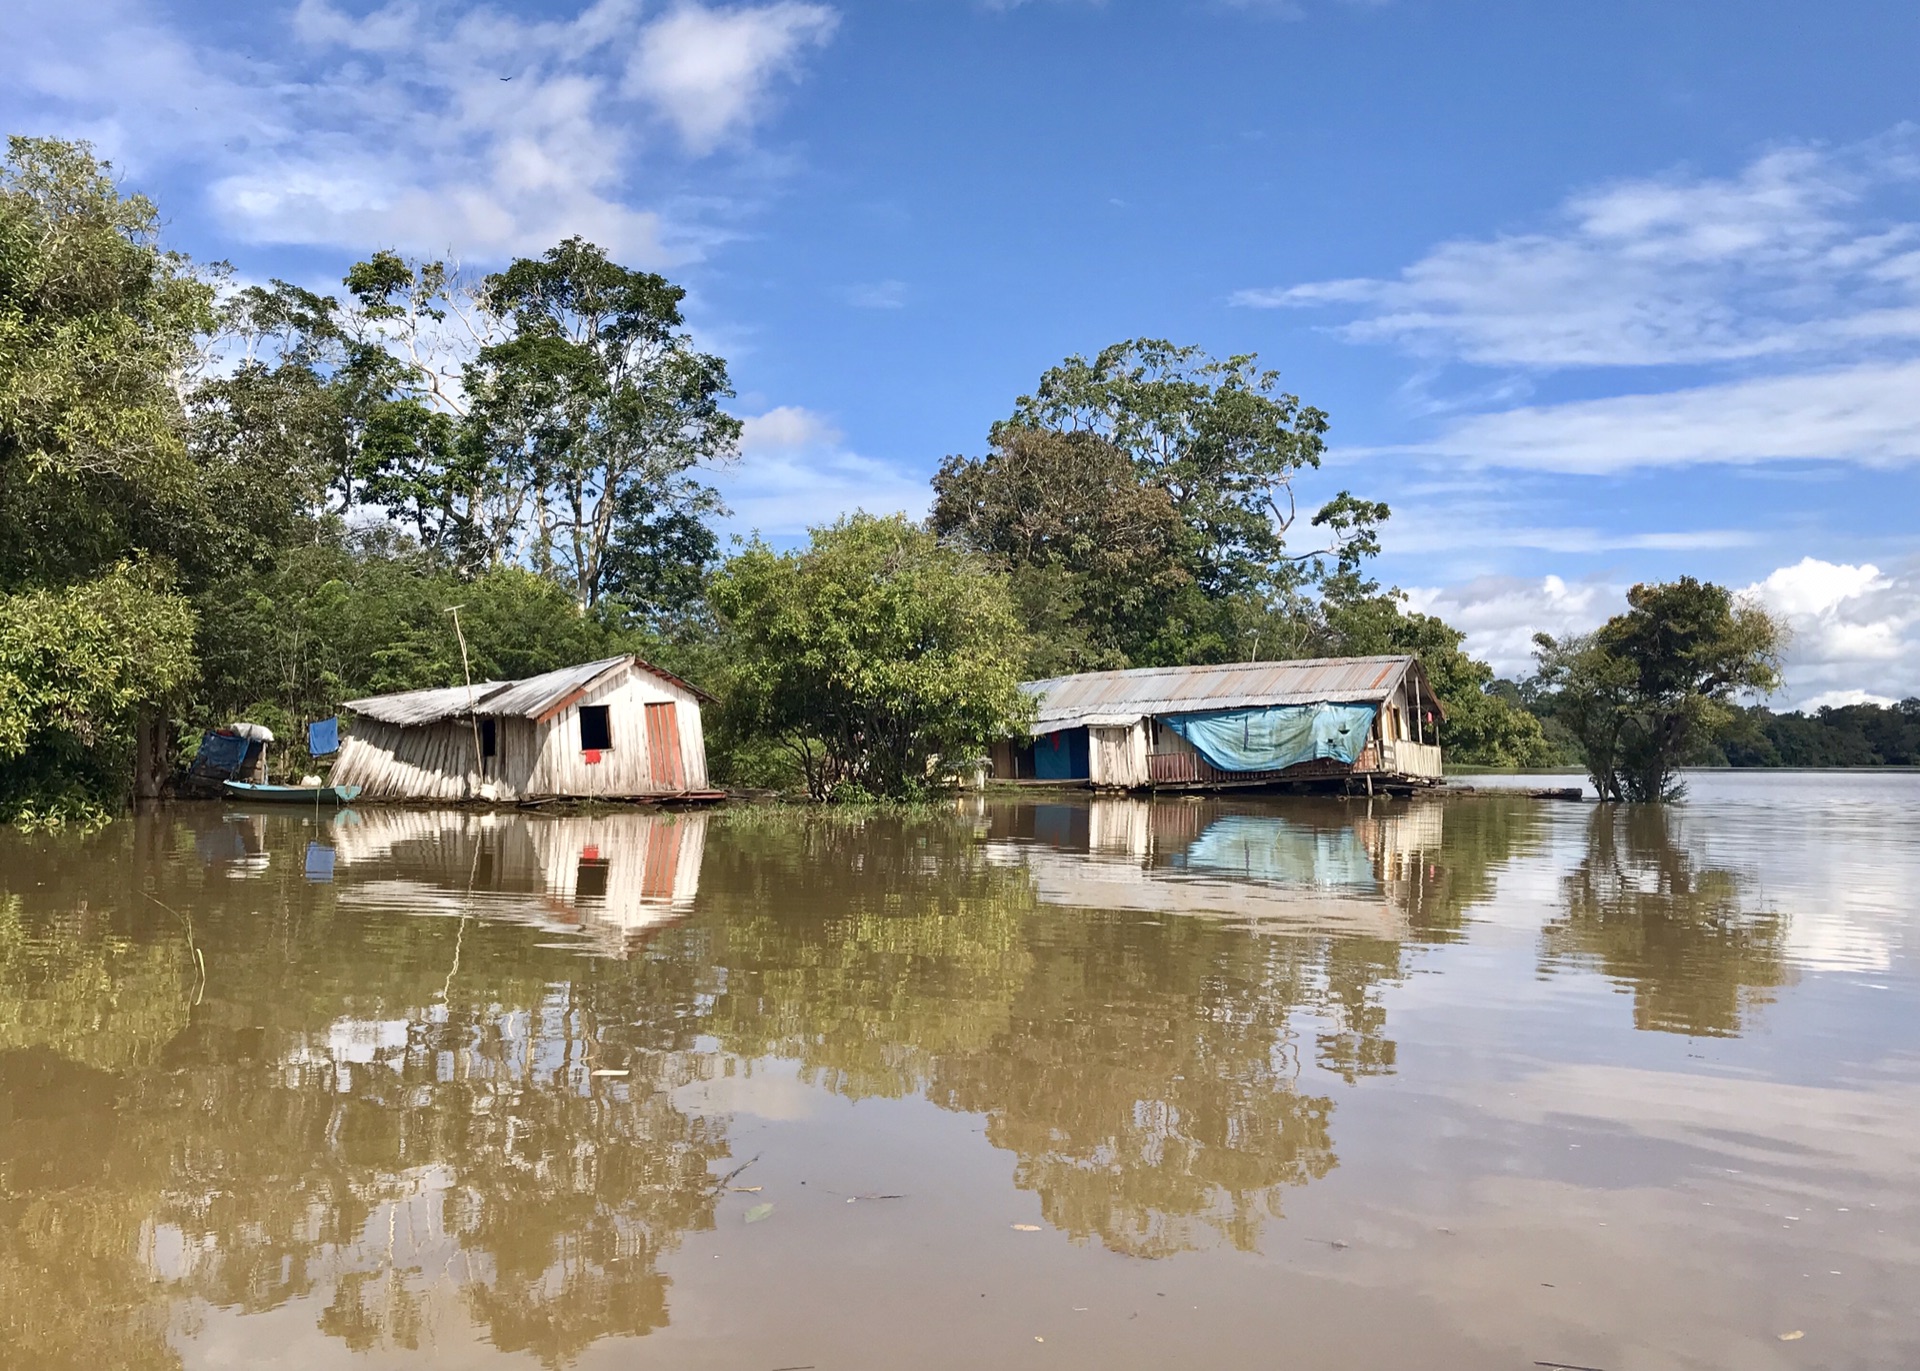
(1089, 723, 1150, 789)
(527, 669, 709, 798)
(332, 664, 710, 801)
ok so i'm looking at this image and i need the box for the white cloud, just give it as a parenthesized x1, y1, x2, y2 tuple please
(1405, 558, 1920, 706)
(627, 2, 838, 155)
(1390, 359, 1920, 473)
(1404, 575, 1615, 679)
(1238, 135, 1920, 369)
(1798, 687, 1901, 711)
(1742, 557, 1920, 706)
(719, 406, 929, 536)
(2, 0, 839, 261)
(739, 403, 844, 451)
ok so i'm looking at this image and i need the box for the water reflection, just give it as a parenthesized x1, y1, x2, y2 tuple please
(1542, 806, 1793, 1037)
(328, 809, 709, 956)
(0, 789, 1867, 1368)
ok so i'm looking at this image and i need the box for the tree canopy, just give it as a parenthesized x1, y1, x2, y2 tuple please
(710, 514, 1030, 799)
(1532, 577, 1785, 800)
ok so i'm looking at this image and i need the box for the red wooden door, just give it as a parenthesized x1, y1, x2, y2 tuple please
(644, 702, 685, 790)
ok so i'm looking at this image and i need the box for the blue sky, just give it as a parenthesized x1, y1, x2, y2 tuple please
(7, 0, 1920, 704)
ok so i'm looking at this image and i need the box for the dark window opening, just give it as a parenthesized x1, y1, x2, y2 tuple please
(575, 858, 610, 901)
(579, 705, 613, 752)
(480, 718, 498, 758)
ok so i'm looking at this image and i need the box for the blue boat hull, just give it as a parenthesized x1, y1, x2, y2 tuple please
(222, 781, 363, 804)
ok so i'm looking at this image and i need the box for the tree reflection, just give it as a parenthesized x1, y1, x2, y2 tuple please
(702, 810, 1342, 1257)
(1542, 806, 1791, 1036)
(0, 794, 1543, 1367)
(0, 818, 729, 1369)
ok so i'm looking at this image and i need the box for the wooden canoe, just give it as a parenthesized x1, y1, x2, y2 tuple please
(222, 781, 363, 804)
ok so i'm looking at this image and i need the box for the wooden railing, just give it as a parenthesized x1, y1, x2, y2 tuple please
(1375, 738, 1444, 779)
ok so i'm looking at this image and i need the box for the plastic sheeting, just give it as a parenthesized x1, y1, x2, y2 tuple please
(1164, 702, 1377, 774)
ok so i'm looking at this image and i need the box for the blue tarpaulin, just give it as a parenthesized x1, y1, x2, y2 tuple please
(308, 717, 340, 756)
(1173, 815, 1379, 891)
(1032, 728, 1090, 780)
(1164, 702, 1377, 774)
(192, 731, 249, 774)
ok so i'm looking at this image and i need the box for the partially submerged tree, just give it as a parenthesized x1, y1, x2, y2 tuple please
(1533, 577, 1785, 801)
(710, 514, 1029, 800)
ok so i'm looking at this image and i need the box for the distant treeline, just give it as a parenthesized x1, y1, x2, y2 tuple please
(1720, 699, 1920, 768)
(1492, 679, 1920, 770)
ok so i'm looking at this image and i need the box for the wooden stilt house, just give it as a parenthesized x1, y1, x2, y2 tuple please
(992, 655, 1446, 793)
(332, 656, 719, 803)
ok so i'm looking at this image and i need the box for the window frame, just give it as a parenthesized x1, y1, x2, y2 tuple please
(578, 704, 613, 752)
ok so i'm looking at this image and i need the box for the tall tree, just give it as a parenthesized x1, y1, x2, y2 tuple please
(0, 138, 229, 815)
(993, 339, 1387, 603)
(466, 238, 740, 609)
(1533, 577, 1784, 800)
(930, 428, 1190, 674)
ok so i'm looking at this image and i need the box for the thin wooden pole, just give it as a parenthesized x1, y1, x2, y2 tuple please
(446, 606, 485, 789)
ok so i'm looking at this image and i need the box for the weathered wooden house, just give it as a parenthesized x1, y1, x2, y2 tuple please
(332, 656, 718, 803)
(991, 655, 1445, 793)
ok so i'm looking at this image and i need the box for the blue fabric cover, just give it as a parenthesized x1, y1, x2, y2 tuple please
(193, 731, 249, 773)
(1032, 727, 1090, 780)
(1164, 702, 1377, 773)
(307, 717, 340, 756)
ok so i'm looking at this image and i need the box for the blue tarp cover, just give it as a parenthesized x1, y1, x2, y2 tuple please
(308, 717, 340, 756)
(304, 843, 336, 883)
(192, 731, 249, 774)
(1164, 702, 1377, 773)
(1032, 728, 1090, 780)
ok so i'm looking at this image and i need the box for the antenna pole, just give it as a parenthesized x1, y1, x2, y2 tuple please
(446, 606, 485, 789)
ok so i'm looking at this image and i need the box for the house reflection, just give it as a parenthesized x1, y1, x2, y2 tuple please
(325, 810, 709, 956)
(974, 796, 1449, 939)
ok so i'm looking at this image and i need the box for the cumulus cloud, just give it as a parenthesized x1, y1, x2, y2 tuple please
(1406, 557, 1920, 706)
(1404, 575, 1616, 679)
(627, 2, 837, 155)
(1238, 135, 1920, 369)
(717, 406, 929, 536)
(2, 0, 839, 261)
(1742, 557, 1920, 706)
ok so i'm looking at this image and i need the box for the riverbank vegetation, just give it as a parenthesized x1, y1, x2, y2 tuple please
(0, 135, 1869, 816)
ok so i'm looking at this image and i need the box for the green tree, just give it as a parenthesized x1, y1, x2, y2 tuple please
(0, 138, 241, 816)
(467, 238, 740, 610)
(709, 514, 1030, 799)
(989, 339, 1388, 663)
(1533, 577, 1785, 800)
(930, 428, 1190, 674)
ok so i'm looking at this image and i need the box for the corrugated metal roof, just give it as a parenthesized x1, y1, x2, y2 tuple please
(344, 681, 506, 727)
(474, 656, 632, 719)
(345, 655, 712, 727)
(1023, 656, 1436, 732)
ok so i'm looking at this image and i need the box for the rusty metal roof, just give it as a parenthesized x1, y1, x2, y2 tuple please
(1023, 655, 1437, 733)
(345, 655, 712, 727)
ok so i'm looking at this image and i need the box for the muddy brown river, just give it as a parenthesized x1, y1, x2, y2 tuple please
(3, 777, 1916, 1368)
